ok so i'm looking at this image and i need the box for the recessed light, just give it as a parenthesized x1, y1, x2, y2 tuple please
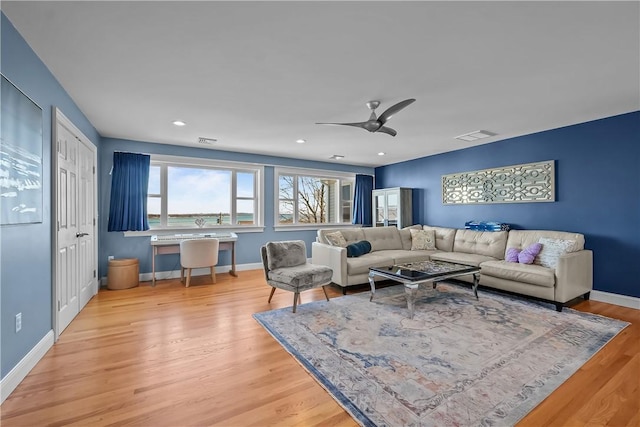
(172, 120, 186, 126)
(378, 152, 386, 156)
(296, 139, 306, 144)
(330, 154, 344, 160)
(454, 130, 496, 142)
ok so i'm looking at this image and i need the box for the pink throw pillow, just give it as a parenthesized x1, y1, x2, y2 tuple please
(506, 247, 520, 263)
(518, 243, 543, 264)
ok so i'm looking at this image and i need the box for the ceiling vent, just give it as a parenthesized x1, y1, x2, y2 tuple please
(197, 137, 217, 145)
(329, 154, 345, 160)
(454, 130, 497, 142)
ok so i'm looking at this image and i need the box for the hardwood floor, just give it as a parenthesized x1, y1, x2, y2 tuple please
(2, 270, 638, 426)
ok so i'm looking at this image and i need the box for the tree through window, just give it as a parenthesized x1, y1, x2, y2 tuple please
(277, 170, 354, 225)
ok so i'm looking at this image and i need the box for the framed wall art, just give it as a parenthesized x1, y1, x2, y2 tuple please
(1, 74, 43, 225)
(442, 160, 555, 205)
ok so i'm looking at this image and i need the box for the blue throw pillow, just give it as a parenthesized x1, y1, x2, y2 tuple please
(346, 240, 372, 258)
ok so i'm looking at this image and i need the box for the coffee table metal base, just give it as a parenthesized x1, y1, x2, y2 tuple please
(369, 269, 480, 319)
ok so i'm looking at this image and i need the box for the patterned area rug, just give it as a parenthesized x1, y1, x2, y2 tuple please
(254, 283, 628, 427)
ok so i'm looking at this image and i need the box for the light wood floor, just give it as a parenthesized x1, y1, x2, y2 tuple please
(1, 270, 638, 426)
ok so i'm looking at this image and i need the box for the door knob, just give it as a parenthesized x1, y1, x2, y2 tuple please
(76, 232, 89, 238)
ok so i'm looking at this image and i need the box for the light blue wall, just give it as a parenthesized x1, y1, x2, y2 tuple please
(375, 112, 640, 298)
(98, 138, 373, 278)
(1, 13, 100, 378)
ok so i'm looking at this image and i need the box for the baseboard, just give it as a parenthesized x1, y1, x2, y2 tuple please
(591, 290, 640, 310)
(101, 262, 264, 286)
(1, 330, 54, 404)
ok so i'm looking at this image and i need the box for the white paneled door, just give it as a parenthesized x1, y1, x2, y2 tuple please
(55, 109, 97, 337)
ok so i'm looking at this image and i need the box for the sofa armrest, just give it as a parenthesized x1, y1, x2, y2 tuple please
(555, 250, 593, 303)
(312, 242, 347, 286)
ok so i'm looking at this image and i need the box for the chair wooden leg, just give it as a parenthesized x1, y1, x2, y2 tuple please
(180, 267, 184, 283)
(186, 268, 192, 287)
(322, 285, 330, 301)
(211, 267, 216, 283)
(268, 287, 276, 303)
(292, 292, 300, 313)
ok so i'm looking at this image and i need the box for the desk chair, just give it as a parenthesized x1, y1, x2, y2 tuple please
(261, 240, 333, 312)
(180, 238, 219, 287)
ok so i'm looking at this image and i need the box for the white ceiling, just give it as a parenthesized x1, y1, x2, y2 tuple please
(3, 1, 639, 167)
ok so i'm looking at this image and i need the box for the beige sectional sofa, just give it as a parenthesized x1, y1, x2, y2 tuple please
(311, 225, 593, 311)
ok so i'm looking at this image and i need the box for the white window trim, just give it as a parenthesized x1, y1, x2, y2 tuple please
(130, 153, 264, 235)
(274, 166, 355, 231)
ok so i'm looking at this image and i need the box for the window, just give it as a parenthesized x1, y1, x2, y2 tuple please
(276, 168, 354, 226)
(148, 155, 262, 229)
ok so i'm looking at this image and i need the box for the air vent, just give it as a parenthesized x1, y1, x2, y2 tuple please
(329, 154, 345, 160)
(197, 137, 217, 145)
(454, 130, 497, 142)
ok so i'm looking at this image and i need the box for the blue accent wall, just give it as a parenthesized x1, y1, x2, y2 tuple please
(1, 13, 100, 378)
(375, 112, 640, 298)
(98, 138, 373, 278)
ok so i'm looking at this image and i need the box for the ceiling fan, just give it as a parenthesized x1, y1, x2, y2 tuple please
(316, 98, 416, 137)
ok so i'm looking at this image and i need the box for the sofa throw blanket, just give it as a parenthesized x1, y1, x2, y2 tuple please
(346, 240, 372, 258)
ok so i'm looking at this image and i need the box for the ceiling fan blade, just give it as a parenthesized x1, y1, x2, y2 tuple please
(377, 126, 397, 137)
(378, 99, 416, 125)
(315, 122, 368, 129)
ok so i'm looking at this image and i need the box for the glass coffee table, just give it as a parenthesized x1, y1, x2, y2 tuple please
(368, 260, 481, 319)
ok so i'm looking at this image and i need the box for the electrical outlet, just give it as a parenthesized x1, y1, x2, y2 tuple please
(108, 255, 114, 261)
(15, 313, 22, 333)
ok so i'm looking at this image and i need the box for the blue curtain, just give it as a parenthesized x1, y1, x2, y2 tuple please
(352, 174, 373, 226)
(108, 152, 151, 232)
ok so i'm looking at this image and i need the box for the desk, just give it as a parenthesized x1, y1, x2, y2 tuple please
(150, 232, 238, 286)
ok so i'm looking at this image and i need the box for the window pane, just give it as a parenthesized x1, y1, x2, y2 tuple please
(342, 202, 351, 223)
(341, 183, 351, 200)
(167, 167, 231, 226)
(148, 165, 160, 194)
(279, 175, 294, 200)
(297, 176, 332, 223)
(147, 197, 160, 227)
(237, 172, 254, 198)
(278, 200, 294, 223)
(236, 199, 254, 224)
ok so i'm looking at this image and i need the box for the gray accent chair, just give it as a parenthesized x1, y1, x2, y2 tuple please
(260, 240, 333, 312)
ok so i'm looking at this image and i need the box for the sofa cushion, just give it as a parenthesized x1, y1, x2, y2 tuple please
(346, 240, 372, 258)
(346, 253, 395, 275)
(518, 242, 542, 264)
(423, 225, 457, 252)
(480, 260, 555, 288)
(506, 247, 520, 262)
(410, 229, 436, 250)
(389, 249, 438, 264)
(535, 237, 578, 268)
(363, 227, 403, 251)
(430, 251, 497, 267)
(317, 228, 365, 245)
(505, 230, 585, 254)
(400, 225, 422, 250)
(325, 231, 347, 247)
(453, 229, 508, 259)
